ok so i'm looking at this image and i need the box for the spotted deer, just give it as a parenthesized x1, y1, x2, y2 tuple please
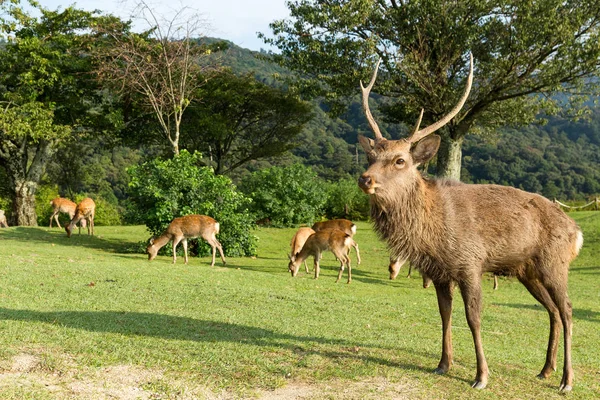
(311, 219, 361, 264)
(288, 228, 357, 283)
(65, 198, 95, 238)
(147, 214, 226, 266)
(357, 54, 582, 392)
(290, 227, 316, 273)
(50, 198, 87, 229)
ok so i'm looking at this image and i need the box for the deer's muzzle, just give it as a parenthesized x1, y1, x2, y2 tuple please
(358, 174, 376, 194)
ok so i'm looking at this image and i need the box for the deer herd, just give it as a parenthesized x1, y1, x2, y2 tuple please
(37, 53, 583, 393)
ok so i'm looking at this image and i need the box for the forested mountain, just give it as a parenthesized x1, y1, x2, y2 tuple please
(217, 40, 600, 201)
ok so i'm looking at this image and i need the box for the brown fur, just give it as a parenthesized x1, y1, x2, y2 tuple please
(146, 214, 226, 266)
(311, 219, 361, 264)
(65, 198, 95, 238)
(288, 228, 356, 283)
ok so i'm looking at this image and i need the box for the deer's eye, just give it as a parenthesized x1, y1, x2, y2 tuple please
(395, 158, 405, 168)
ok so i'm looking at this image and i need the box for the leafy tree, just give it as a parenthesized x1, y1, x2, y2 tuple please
(323, 178, 370, 221)
(263, 0, 600, 179)
(239, 164, 327, 227)
(127, 150, 256, 257)
(0, 1, 121, 225)
(181, 70, 313, 174)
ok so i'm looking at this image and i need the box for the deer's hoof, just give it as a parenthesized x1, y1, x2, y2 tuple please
(559, 383, 572, 393)
(471, 380, 487, 390)
(433, 367, 447, 375)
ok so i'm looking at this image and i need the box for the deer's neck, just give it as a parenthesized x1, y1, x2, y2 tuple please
(152, 233, 172, 250)
(371, 177, 445, 261)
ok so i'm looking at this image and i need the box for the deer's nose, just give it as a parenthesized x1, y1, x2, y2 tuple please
(358, 174, 372, 189)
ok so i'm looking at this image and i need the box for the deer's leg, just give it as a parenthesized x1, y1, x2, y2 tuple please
(304, 260, 309, 273)
(407, 264, 412, 278)
(433, 280, 454, 375)
(353, 242, 361, 264)
(346, 256, 352, 284)
(493, 275, 498, 290)
(172, 237, 183, 264)
(313, 253, 320, 279)
(215, 238, 226, 265)
(458, 278, 488, 389)
(545, 281, 573, 392)
(335, 256, 345, 283)
(182, 239, 189, 264)
(518, 276, 560, 379)
(90, 214, 94, 236)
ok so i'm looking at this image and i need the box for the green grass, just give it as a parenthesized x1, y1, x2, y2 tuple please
(0, 213, 599, 399)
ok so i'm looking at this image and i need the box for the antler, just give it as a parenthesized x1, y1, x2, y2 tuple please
(408, 53, 474, 143)
(360, 58, 383, 140)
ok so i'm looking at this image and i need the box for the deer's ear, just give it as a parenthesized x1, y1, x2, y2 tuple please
(358, 135, 377, 162)
(411, 134, 441, 166)
(358, 135, 375, 153)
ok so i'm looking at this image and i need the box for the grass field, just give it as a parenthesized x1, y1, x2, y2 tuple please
(0, 212, 599, 399)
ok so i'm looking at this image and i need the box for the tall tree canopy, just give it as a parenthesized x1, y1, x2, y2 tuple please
(262, 0, 600, 178)
(0, 1, 118, 225)
(181, 70, 313, 175)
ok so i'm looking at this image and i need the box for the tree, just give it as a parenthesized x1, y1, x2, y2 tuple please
(239, 164, 327, 227)
(0, 1, 113, 225)
(181, 70, 313, 174)
(262, 0, 600, 179)
(93, 0, 224, 156)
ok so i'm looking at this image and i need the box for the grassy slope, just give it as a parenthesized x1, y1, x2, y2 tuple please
(0, 213, 598, 399)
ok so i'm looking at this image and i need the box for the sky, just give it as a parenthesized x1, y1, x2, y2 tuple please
(39, 0, 292, 51)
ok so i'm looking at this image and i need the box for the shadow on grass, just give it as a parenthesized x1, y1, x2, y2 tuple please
(0, 307, 430, 373)
(0, 226, 139, 254)
(493, 303, 599, 323)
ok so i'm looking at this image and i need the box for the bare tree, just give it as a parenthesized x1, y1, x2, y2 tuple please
(94, 0, 221, 155)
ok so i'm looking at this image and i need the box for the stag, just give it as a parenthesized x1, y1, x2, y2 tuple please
(357, 54, 582, 392)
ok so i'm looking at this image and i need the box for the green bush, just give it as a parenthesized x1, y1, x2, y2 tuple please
(323, 177, 370, 221)
(127, 150, 257, 257)
(239, 164, 327, 227)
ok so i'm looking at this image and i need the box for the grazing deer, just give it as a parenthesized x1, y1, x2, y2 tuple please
(357, 54, 582, 392)
(389, 257, 498, 290)
(388, 257, 431, 288)
(311, 219, 361, 264)
(288, 228, 356, 283)
(0, 210, 8, 228)
(49, 198, 87, 229)
(147, 214, 226, 266)
(290, 227, 316, 273)
(65, 198, 95, 238)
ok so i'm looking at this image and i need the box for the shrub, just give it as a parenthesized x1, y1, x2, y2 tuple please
(127, 150, 256, 257)
(239, 164, 327, 227)
(322, 177, 370, 221)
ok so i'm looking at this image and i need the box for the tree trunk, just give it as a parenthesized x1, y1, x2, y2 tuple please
(13, 180, 38, 226)
(0, 138, 56, 226)
(436, 132, 463, 180)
